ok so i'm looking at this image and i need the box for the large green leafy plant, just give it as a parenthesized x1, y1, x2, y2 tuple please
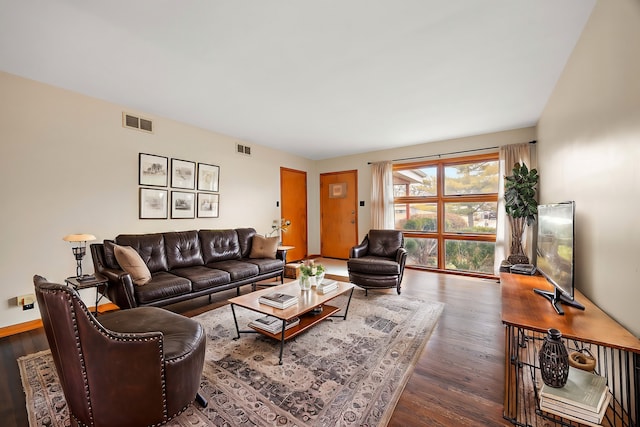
(504, 162, 538, 263)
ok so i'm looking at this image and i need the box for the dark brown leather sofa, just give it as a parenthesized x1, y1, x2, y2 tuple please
(347, 229, 408, 295)
(91, 228, 286, 309)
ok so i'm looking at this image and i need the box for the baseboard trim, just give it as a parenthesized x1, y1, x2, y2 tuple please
(0, 303, 119, 338)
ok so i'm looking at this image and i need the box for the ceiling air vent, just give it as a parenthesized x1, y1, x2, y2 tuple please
(123, 112, 153, 133)
(236, 143, 251, 156)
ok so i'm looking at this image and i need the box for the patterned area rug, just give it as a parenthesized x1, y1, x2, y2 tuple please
(19, 291, 443, 427)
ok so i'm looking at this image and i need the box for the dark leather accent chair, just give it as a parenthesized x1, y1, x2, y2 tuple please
(34, 275, 207, 427)
(347, 229, 407, 295)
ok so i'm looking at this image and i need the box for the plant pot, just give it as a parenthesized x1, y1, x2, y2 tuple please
(507, 254, 530, 264)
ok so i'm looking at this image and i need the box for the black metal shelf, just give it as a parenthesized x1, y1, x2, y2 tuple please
(505, 327, 638, 427)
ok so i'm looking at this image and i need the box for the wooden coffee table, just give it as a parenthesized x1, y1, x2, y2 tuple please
(228, 280, 355, 364)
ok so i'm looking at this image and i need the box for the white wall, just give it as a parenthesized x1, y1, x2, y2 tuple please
(0, 71, 314, 328)
(537, 0, 640, 336)
(317, 127, 536, 243)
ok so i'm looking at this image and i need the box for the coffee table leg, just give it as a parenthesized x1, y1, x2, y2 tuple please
(278, 320, 286, 365)
(343, 287, 355, 320)
(231, 304, 241, 340)
(330, 287, 355, 320)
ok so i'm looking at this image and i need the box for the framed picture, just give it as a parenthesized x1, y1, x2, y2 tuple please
(197, 163, 220, 192)
(171, 191, 195, 219)
(171, 158, 196, 189)
(329, 182, 347, 198)
(139, 188, 168, 219)
(139, 153, 168, 187)
(197, 193, 219, 218)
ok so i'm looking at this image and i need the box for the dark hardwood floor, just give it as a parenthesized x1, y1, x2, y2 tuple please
(0, 267, 509, 427)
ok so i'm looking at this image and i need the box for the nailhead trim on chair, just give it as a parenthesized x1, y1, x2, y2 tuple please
(47, 287, 168, 426)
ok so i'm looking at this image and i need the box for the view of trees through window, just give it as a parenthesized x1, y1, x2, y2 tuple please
(393, 153, 499, 275)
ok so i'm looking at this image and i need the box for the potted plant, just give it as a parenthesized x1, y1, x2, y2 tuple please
(504, 162, 538, 264)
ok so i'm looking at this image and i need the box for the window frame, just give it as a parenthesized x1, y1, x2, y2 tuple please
(393, 152, 499, 278)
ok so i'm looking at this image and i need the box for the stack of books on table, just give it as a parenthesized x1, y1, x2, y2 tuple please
(539, 367, 611, 426)
(250, 315, 300, 334)
(258, 292, 298, 309)
(317, 279, 338, 294)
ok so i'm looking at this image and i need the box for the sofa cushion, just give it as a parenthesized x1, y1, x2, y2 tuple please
(367, 230, 404, 258)
(102, 240, 120, 269)
(115, 233, 168, 273)
(171, 266, 231, 291)
(347, 256, 401, 275)
(134, 271, 192, 305)
(164, 230, 204, 270)
(249, 235, 279, 259)
(205, 260, 259, 281)
(199, 229, 241, 263)
(113, 245, 152, 286)
(236, 228, 257, 258)
(99, 306, 203, 360)
(244, 257, 284, 274)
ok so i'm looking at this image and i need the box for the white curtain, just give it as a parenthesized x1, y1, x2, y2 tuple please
(370, 161, 394, 229)
(495, 143, 536, 274)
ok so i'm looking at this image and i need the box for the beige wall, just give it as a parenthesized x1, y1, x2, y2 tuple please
(537, 0, 640, 335)
(317, 127, 536, 243)
(0, 71, 314, 328)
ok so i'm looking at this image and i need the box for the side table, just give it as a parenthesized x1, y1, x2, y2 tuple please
(65, 275, 109, 316)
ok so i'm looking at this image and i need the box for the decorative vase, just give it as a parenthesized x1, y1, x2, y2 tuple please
(316, 272, 325, 286)
(539, 328, 570, 388)
(299, 275, 312, 291)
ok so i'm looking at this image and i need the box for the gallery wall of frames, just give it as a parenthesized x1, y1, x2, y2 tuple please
(138, 152, 220, 219)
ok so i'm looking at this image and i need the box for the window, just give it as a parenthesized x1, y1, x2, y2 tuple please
(393, 153, 498, 276)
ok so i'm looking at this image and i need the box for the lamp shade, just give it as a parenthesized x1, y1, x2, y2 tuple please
(63, 234, 96, 242)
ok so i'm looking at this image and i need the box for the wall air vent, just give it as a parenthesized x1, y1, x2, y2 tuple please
(236, 143, 251, 156)
(123, 112, 153, 134)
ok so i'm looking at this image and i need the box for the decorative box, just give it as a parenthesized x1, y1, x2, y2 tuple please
(284, 263, 302, 279)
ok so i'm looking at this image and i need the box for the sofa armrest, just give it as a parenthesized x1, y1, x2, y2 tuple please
(350, 238, 369, 258)
(396, 247, 408, 265)
(90, 243, 138, 309)
(112, 272, 137, 309)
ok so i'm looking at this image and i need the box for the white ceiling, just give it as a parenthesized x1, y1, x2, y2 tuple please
(0, 1, 595, 160)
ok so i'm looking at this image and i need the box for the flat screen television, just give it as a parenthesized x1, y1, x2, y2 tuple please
(534, 201, 584, 315)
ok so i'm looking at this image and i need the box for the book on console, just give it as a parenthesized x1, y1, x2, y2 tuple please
(258, 292, 298, 309)
(540, 391, 611, 426)
(539, 367, 609, 413)
(250, 315, 300, 334)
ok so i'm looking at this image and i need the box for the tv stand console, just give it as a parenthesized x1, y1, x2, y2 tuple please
(501, 272, 640, 426)
(533, 286, 585, 315)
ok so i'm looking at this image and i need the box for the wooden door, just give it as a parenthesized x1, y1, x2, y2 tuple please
(280, 167, 307, 262)
(320, 170, 358, 259)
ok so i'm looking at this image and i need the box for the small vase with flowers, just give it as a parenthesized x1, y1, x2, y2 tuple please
(299, 260, 325, 290)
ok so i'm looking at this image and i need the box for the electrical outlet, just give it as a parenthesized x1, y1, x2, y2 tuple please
(17, 294, 35, 310)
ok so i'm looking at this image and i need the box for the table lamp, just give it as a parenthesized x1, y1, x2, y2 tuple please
(63, 233, 96, 278)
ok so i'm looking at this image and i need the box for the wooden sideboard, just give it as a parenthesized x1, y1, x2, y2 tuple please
(501, 272, 640, 426)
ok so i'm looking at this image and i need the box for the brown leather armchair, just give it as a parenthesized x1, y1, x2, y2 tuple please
(347, 229, 407, 295)
(33, 275, 207, 427)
